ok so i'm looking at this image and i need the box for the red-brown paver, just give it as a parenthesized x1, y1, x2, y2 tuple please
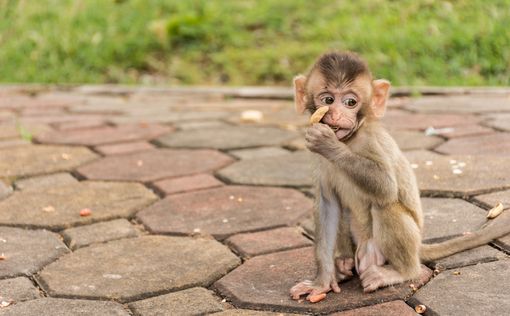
(95, 141, 156, 155)
(152, 173, 223, 195)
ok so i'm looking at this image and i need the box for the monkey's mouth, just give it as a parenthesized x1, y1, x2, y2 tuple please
(330, 126, 353, 141)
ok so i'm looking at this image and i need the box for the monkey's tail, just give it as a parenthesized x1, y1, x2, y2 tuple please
(419, 218, 510, 262)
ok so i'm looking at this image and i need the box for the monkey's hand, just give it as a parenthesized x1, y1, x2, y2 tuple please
(305, 123, 347, 159)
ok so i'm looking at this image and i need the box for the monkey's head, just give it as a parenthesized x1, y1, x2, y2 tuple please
(294, 52, 390, 141)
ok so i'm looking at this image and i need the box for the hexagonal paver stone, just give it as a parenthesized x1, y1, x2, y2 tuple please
(421, 198, 487, 242)
(405, 150, 510, 196)
(37, 236, 240, 302)
(329, 300, 416, 316)
(409, 260, 510, 316)
(435, 133, 510, 156)
(214, 247, 432, 314)
(0, 181, 157, 230)
(429, 245, 504, 270)
(383, 111, 481, 130)
(61, 219, 138, 250)
(137, 186, 313, 240)
(473, 189, 510, 210)
(229, 147, 291, 160)
(128, 287, 224, 316)
(0, 298, 129, 316)
(94, 141, 155, 155)
(0, 277, 40, 303)
(389, 130, 443, 151)
(0, 123, 19, 140)
(0, 139, 30, 149)
(156, 126, 299, 150)
(0, 227, 68, 278)
(217, 151, 314, 187)
(14, 172, 78, 191)
(226, 227, 313, 258)
(0, 145, 98, 183)
(36, 123, 173, 146)
(404, 95, 510, 114)
(152, 173, 223, 195)
(77, 149, 233, 182)
(485, 113, 510, 132)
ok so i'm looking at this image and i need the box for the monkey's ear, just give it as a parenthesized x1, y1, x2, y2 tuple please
(293, 75, 307, 114)
(371, 79, 391, 118)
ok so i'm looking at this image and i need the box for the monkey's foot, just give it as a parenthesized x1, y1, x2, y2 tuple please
(290, 278, 341, 303)
(360, 265, 404, 293)
(335, 257, 355, 280)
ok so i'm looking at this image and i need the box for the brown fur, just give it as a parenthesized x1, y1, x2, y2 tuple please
(290, 51, 510, 301)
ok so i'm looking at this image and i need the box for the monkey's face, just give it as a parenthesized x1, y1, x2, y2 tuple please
(306, 71, 371, 141)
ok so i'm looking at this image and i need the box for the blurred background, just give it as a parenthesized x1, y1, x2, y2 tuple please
(0, 0, 509, 86)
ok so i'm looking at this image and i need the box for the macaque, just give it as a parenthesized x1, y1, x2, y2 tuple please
(290, 51, 510, 303)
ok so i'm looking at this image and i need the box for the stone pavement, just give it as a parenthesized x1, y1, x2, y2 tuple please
(0, 85, 509, 316)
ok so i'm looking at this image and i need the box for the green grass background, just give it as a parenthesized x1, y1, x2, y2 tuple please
(1, 0, 509, 86)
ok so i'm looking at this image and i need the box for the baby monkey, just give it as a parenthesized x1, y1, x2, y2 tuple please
(290, 51, 510, 302)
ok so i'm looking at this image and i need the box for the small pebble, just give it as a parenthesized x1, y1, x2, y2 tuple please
(452, 168, 462, 174)
(449, 159, 457, 164)
(410, 163, 419, 169)
(425, 161, 433, 166)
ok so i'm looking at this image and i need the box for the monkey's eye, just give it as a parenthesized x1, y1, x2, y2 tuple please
(343, 98, 357, 108)
(321, 96, 335, 105)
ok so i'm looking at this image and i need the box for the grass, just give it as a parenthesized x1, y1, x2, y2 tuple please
(0, 0, 509, 86)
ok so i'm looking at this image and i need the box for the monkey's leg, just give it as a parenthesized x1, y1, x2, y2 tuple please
(290, 184, 341, 301)
(335, 208, 355, 281)
(359, 203, 422, 293)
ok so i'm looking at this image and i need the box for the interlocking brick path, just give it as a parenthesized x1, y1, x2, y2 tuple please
(0, 85, 509, 315)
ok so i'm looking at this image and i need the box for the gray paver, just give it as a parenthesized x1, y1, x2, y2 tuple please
(0, 277, 40, 302)
(37, 236, 240, 302)
(211, 311, 298, 316)
(0, 298, 129, 316)
(435, 133, 510, 156)
(485, 113, 510, 132)
(94, 141, 155, 155)
(404, 95, 510, 113)
(430, 245, 504, 270)
(389, 130, 443, 150)
(473, 189, 510, 210)
(0, 181, 157, 230)
(77, 149, 233, 182)
(228, 147, 291, 160)
(14, 172, 78, 191)
(383, 111, 481, 130)
(0, 145, 98, 183)
(217, 151, 313, 187)
(0, 226, 68, 278)
(215, 247, 431, 314)
(410, 260, 510, 316)
(156, 126, 298, 150)
(128, 287, 224, 316)
(61, 219, 138, 250)
(421, 198, 487, 241)
(405, 150, 510, 196)
(137, 186, 312, 240)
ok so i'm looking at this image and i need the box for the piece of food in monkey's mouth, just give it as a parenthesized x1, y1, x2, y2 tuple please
(309, 106, 329, 124)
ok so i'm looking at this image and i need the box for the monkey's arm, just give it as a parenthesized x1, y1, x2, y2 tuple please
(306, 124, 398, 204)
